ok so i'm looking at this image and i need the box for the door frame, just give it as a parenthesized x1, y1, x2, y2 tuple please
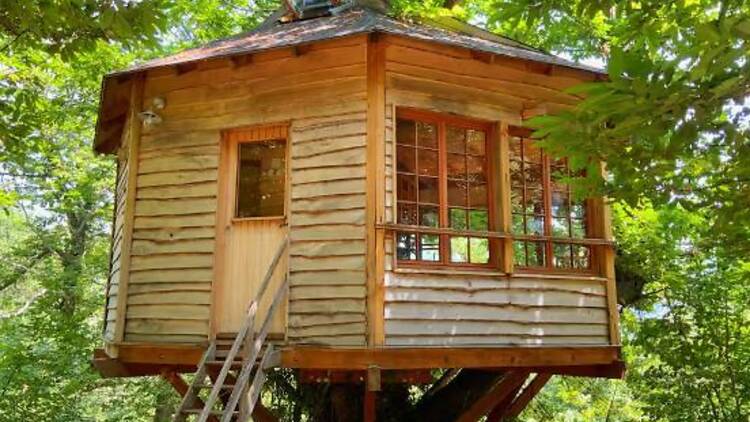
(211, 122, 291, 338)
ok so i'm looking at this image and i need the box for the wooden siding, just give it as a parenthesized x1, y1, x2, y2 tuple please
(103, 132, 130, 341)
(384, 273, 610, 346)
(381, 35, 611, 347)
(111, 36, 369, 345)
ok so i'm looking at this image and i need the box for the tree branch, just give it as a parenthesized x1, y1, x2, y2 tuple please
(0, 289, 46, 319)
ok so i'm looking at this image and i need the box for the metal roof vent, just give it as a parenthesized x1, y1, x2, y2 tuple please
(284, 0, 353, 20)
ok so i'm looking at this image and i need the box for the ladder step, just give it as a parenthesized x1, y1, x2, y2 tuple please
(182, 409, 239, 416)
(195, 383, 236, 389)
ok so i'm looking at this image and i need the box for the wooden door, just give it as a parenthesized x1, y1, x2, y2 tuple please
(214, 124, 289, 336)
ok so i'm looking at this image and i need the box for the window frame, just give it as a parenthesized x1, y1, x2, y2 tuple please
(508, 126, 595, 275)
(395, 108, 498, 270)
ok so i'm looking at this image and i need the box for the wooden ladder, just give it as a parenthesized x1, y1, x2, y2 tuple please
(173, 236, 289, 422)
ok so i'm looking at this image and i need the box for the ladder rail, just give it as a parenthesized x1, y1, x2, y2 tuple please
(197, 235, 289, 422)
(221, 275, 288, 422)
(173, 343, 216, 422)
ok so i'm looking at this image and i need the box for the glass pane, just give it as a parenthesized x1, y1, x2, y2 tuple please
(513, 241, 527, 266)
(573, 245, 591, 269)
(525, 164, 543, 187)
(397, 232, 417, 260)
(397, 202, 417, 225)
(396, 119, 416, 146)
(571, 218, 586, 238)
(468, 209, 488, 231)
(468, 183, 488, 208)
(417, 122, 437, 148)
(236, 140, 286, 218)
(527, 242, 546, 266)
(396, 145, 416, 174)
(450, 236, 469, 263)
(553, 243, 573, 268)
(466, 156, 486, 183)
(509, 137, 523, 160)
(467, 130, 486, 155)
(419, 205, 439, 227)
(449, 208, 467, 230)
(551, 190, 569, 217)
(447, 154, 466, 179)
(420, 234, 440, 261)
(524, 142, 542, 164)
(571, 202, 586, 219)
(526, 216, 544, 235)
(418, 177, 439, 204)
(447, 179, 468, 206)
(511, 189, 523, 214)
(469, 238, 490, 264)
(446, 126, 466, 153)
(417, 150, 439, 177)
(525, 188, 545, 214)
(397, 174, 417, 202)
(552, 217, 571, 237)
(512, 214, 525, 233)
(510, 160, 523, 187)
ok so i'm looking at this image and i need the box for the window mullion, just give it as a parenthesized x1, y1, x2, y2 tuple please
(438, 121, 449, 265)
(542, 152, 554, 268)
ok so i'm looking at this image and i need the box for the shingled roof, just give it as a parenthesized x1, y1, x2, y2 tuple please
(112, 6, 603, 77)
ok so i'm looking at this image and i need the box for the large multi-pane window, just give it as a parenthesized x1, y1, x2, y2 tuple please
(394, 110, 592, 272)
(395, 110, 492, 266)
(509, 129, 590, 270)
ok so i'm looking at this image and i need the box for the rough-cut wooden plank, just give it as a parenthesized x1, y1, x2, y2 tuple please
(131, 238, 215, 255)
(135, 197, 216, 216)
(127, 282, 212, 294)
(385, 287, 607, 308)
(292, 153, 366, 175)
(290, 298, 366, 314)
(289, 270, 366, 286)
(288, 313, 366, 328)
(125, 333, 207, 343)
(289, 240, 366, 258)
(385, 303, 609, 324)
(128, 291, 211, 305)
(288, 335, 366, 346)
(385, 320, 609, 337)
(136, 182, 217, 199)
(291, 194, 366, 213)
(138, 169, 218, 188)
(292, 165, 367, 185)
(386, 90, 520, 125)
(138, 154, 218, 174)
(133, 226, 215, 241)
(140, 130, 219, 152)
(291, 208, 366, 227)
(134, 214, 215, 229)
(386, 335, 607, 346)
(386, 274, 607, 296)
(290, 255, 366, 271)
(290, 285, 367, 300)
(129, 268, 214, 284)
(288, 322, 367, 338)
(126, 318, 209, 335)
(130, 254, 213, 271)
(127, 304, 210, 319)
(291, 225, 365, 241)
(291, 179, 366, 200)
(292, 134, 366, 158)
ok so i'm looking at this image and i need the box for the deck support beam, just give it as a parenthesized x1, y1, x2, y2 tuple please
(455, 371, 530, 422)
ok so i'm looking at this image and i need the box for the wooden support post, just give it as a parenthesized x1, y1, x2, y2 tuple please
(110, 74, 145, 356)
(366, 32, 386, 346)
(485, 383, 524, 422)
(364, 389, 377, 422)
(455, 371, 530, 422)
(367, 366, 382, 391)
(161, 371, 220, 422)
(496, 122, 513, 273)
(501, 373, 552, 420)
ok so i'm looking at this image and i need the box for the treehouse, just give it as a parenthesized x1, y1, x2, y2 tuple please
(92, 1, 623, 420)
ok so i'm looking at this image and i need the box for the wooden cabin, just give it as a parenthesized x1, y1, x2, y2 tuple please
(93, 1, 622, 420)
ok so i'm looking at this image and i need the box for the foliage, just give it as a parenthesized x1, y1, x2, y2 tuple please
(1, 0, 749, 421)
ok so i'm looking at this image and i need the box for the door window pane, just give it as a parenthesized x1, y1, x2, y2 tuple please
(236, 140, 285, 218)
